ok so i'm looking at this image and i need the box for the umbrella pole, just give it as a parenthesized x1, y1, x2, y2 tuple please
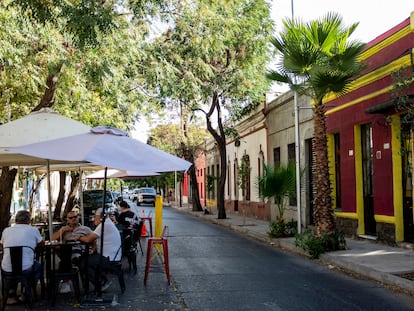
(79, 169, 85, 226)
(47, 160, 53, 240)
(97, 167, 108, 298)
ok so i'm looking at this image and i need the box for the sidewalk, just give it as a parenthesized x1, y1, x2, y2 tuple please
(172, 205, 414, 296)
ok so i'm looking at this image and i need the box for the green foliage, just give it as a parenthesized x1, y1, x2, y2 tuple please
(10, 0, 167, 48)
(257, 163, 296, 222)
(237, 154, 250, 192)
(206, 174, 217, 193)
(391, 66, 414, 127)
(294, 229, 346, 259)
(147, 122, 208, 157)
(142, 0, 275, 124)
(268, 12, 365, 103)
(269, 219, 297, 238)
(0, 1, 151, 130)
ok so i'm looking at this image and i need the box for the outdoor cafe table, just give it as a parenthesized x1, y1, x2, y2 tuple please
(37, 240, 86, 299)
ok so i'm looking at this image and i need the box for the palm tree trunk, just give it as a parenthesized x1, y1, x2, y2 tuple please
(312, 102, 336, 236)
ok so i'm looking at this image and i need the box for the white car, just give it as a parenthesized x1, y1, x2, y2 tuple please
(136, 187, 156, 206)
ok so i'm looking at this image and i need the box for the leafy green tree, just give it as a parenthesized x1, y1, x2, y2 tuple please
(147, 122, 209, 211)
(142, 0, 274, 219)
(0, 0, 168, 228)
(267, 13, 365, 236)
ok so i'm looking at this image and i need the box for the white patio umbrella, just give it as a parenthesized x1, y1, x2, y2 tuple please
(11, 126, 192, 173)
(0, 108, 91, 166)
(0, 108, 92, 237)
(85, 169, 160, 179)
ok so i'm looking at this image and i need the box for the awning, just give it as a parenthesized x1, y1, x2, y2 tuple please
(365, 99, 397, 114)
(365, 96, 414, 115)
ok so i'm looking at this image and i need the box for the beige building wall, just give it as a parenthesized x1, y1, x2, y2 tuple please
(266, 90, 314, 226)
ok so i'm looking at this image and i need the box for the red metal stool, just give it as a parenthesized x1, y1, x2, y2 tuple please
(144, 227, 170, 285)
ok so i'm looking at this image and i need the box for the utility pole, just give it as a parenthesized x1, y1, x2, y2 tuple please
(291, 0, 302, 233)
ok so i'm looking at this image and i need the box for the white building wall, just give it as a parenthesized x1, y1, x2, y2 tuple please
(266, 90, 314, 225)
(226, 126, 267, 203)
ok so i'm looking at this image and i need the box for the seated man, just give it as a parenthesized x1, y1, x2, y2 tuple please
(75, 208, 121, 292)
(51, 210, 93, 262)
(51, 210, 93, 293)
(0, 210, 44, 305)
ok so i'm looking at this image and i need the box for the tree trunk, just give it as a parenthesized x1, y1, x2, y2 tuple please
(28, 174, 45, 215)
(180, 112, 203, 212)
(205, 93, 227, 219)
(63, 173, 80, 217)
(32, 62, 63, 111)
(53, 171, 66, 220)
(312, 102, 336, 237)
(188, 164, 203, 211)
(0, 167, 17, 233)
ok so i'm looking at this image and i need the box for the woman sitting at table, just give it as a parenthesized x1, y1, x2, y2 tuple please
(74, 208, 121, 292)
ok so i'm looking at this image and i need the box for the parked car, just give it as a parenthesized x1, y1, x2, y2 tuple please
(81, 190, 118, 227)
(136, 187, 156, 206)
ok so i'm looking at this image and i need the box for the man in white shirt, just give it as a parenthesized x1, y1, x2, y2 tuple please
(0, 210, 44, 304)
(76, 208, 121, 292)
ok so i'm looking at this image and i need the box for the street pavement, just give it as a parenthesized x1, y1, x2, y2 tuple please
(5, 201, 414, 310)
(172, 204, 414, 297)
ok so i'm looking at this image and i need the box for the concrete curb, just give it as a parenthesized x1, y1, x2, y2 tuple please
(320, 254, 414, 295)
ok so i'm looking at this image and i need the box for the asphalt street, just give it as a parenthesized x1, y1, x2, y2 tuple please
(5, 202, 414, 310)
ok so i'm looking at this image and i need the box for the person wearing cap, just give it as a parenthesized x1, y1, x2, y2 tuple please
(75, 207, 121, 292)
(51, 210, 93, 293)
(0, 210, 44, 304)
(51, 210, 93, 260)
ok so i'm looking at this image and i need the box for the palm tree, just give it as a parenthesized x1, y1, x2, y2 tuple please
(257, 163, 296, 225)
(267, 12, 365, 237)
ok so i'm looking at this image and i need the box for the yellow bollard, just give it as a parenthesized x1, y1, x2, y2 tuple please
(154, 195, 163, 237)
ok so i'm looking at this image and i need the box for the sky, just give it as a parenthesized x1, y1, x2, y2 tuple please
(132, 1, 412, 142)
(272, 0, 411, 42)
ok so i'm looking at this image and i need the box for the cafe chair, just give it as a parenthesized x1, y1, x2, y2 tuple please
(121, 230, 137, 274)
(121, 221, 144, 274)
(49, 243, 81, 307)
(1, 246, 41, 310)
(104, 246, 126, 294)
